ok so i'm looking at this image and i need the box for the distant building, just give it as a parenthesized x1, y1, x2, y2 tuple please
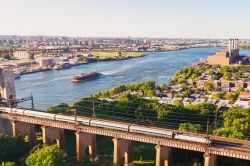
(207, 39, 240, 65)
(37, 57, 54, 67)
(234, 100, 249, 109)
(13, 51, 32, 60)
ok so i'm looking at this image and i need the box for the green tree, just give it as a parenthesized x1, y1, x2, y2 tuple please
(145, 90, 156, 97)
(211, 91, 226, 100)
(185, 103, 217, 116)
(46, 103, 71, 113)
(235, 87, 244, 95)
(204, 82, 214, 92)
(172, 100, 184, 107)
(179, 123, 202, 132)
(26, 145, 67, 166)
(214, 107, 250, 139)
(223, 72, 232, 80)
(1, 162, 15, 166)
(109, 85, 127, 96)
(0, 134, 29, 163)
(225, 93, 237, 103)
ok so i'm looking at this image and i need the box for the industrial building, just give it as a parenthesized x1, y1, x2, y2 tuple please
(207, 39, 247, 65)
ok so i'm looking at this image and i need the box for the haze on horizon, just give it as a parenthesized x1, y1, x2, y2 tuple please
(0, 0, 250, 39)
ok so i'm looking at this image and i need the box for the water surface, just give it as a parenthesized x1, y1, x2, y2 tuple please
(15, 47, 250, 109)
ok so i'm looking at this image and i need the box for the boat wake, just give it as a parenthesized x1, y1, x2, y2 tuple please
(16, 76, 71, 91)
(100, 65, 133, 75)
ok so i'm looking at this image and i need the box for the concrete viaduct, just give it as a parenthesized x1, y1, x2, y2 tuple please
(0, 109, 250, 166)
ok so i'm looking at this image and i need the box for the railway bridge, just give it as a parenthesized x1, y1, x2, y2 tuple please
(0, 107, 250, 166)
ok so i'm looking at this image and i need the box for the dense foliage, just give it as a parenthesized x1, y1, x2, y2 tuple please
(48, 94, 218, 133)
(95, 81, 165, 99)
(46, 103, 71, 114)
(179, 123, 202, 132)
(25, 145, 67, 166)
(47, 80, 250, 140)
(214, 107, 250, 139)
(169, 63, 250, 84)
(0, 134, 29, 163)
(1, 162, 15, 166)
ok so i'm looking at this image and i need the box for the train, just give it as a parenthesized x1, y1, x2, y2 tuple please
(0, 107, 212, 145)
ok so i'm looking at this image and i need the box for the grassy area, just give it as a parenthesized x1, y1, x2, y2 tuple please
(91, 51, 145, 59)
(133, 160, 155, 165)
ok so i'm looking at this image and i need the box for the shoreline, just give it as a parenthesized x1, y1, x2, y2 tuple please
(16, 46, 220, 77)
(18, 52, 148, 76)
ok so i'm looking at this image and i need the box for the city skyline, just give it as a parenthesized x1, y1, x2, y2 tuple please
(0, 0, 250, 39)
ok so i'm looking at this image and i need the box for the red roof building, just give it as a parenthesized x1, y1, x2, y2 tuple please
(239, 92, 250, 100)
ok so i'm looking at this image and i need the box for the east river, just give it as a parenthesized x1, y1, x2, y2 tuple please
(15, 47, 250, 110)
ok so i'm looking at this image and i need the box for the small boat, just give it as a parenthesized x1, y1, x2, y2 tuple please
(53, 63, 72, 70)
(72, 71, 101, 82)
(15, 72, 21, 79)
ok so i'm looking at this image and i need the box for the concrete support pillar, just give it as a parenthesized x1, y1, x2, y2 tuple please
(0, 118, 12, 135)
(112, 138, 132, 166)
(12, 121, 36, 146)
(75, 132, 98, 161)
(204, 151, 216, 166)
(155, 145, 172, 166)
(41, 126, 65, 149)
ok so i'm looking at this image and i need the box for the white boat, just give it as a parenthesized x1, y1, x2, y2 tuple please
(53, 63, 72, 70)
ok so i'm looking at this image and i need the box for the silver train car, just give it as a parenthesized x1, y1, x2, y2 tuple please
(90, 119, 129, 132)
(129, 125, 174, 139)
(77, 117, 91, 125)
(0, 107, 212, 145)
(55, 114, 75, 123)
(174, 133, 212, 144)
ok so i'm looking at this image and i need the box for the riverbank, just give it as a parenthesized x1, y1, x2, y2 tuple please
(14, 51, 147, 76)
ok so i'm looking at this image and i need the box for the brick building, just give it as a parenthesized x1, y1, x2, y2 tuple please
(207, 39, 240, 65)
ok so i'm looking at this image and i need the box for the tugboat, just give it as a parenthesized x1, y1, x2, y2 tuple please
(71, 71, 101, 82)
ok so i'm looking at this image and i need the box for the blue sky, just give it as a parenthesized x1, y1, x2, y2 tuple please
(0, 0, 249, 38)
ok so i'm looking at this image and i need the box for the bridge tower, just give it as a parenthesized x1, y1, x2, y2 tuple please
(0, 67, 16, 106)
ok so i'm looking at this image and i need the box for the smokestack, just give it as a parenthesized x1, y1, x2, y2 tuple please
(233, 39, 235, 50)
(229, 39, 231, 52)
(229, 39, 232, 57)
(234, 39, 237, 50)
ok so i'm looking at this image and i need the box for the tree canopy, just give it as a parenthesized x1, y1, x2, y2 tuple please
(214, 107, 250, 139)
(0, 134, 29, 163)
(25, 145, 67, 166)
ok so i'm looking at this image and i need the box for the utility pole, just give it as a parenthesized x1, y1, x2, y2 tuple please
(31, 92, 34, 110)
(206, 119, 210, 136)
(73, 109, 77, 123)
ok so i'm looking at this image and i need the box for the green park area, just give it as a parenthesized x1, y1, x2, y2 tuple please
(91, 51, 145, 60)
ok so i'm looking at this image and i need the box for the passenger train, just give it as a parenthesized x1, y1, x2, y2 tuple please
(0, 107, 212, 145)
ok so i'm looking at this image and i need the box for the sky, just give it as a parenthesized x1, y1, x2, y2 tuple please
(0, 0, 250, 39)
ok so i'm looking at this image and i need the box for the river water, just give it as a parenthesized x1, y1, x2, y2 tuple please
(15, 47, 250, 110)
